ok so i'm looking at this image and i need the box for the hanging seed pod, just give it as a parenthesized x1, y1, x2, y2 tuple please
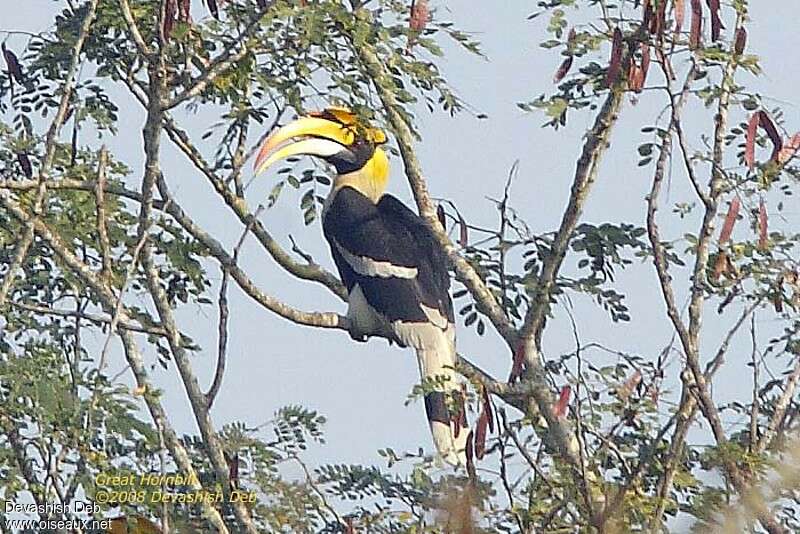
(206, 0, 219, 19)
(758, 200, 768, 251)
(689, 0, 702, 49)
(2, 43, 24, 84)
(719, 196, 740, 244)
(17, 152, 32, 178)
(553, 385, 571, 419)
(553, 56, 573, 83)
(409, 0, 429, 32)
(758, 110, 783, 162)
(163, 0, 177, 39)
(734, 27, 747, 55)
(674, 0, 686, 34)
(473, 410, 489, 459)
(605, 28, 623, 88)
(706, 0, 724, 42)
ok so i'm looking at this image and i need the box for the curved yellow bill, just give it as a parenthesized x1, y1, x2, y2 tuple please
(253, 138, 346, 176)
(253, 116, 356, 175)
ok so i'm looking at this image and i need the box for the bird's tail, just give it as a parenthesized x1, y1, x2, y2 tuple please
(415, 325, 469, 467)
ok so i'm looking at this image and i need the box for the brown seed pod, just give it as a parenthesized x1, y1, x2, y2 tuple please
(553, 56, 573, 83)
(689, 0, 702, 49)
(605, 28, 623, 88)
(734, 27, 747, 55)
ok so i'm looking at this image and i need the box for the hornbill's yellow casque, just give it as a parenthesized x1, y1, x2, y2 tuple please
(253, 108, 468, 466)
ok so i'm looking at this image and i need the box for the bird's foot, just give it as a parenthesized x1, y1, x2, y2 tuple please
(347, 328, 369, 343)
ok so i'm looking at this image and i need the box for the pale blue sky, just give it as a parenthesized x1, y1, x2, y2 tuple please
(3, 0, 800, 482)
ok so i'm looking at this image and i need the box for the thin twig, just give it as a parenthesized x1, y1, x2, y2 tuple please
(206, 205, 264, 408)
(0, 227, 34, 306)
(501, 411, 554, 490)
(151, 93, 347, 299)
(141, 244, 260, 534)
(154, 174, 346, 330)
(0, 178, 163, 208)
(757, 348, 800, 454)
(10, 301, 165, 335)
(750, 314, 760, 452)
(97, 208, 162, 371)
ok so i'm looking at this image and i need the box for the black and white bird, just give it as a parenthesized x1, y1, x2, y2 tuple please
(253, 107, 468, 466)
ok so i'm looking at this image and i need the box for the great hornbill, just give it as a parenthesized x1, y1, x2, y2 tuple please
(253, 107, 468, 466)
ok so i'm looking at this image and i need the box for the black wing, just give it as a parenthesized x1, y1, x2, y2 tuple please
(322, 187, 453, 325)
(375, 194, 454, 323)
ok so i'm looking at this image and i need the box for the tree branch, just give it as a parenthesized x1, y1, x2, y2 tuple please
(0, 192, 231, 534)
(0, 178, 162, 208)
(646, 15, 787, 532)
(519, 88, 625, 353)
(94, 146, 113, 283)
(353, 41, 517, 347)
(141, 245, 260, 534)
(646, 66, 695, 354)
(10, 301, 165, 336)
(117, 0, 152, 57)
(118, 67, 346, 299)
(757, 355, 800, 454)
(157, 111, 347, 299)
(154, 173, 346, 329)
(206, 205, 263, 409)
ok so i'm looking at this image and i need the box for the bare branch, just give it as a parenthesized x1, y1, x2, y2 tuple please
(354, 42, 517, 346)
(206, 205, 263, 408)
(0, 178, 160, 207)
(356, 27, 626, 521)
(757, 352, 800, 454)
(519, 88, 625, 353)
(646, 65, 695, 355)
(207, 263, 230, 410)
(703, 297, 763, 378)
(131, 28, 263, 527)
(117, 0, 152, 57)
(121, 66, 348, 300)
(141, 243, 260, 534)
(98, 209, 156, 371)
(674, 112, 712, 207)
(750, 315, 760, 452)
(646, 14, 788, 532)
(94, 146, 113, 283)
(0, 175, 346, 331)
(39, 0, 99, 179)
(501, 411, 554, 491)
(155, 173, 347, 330)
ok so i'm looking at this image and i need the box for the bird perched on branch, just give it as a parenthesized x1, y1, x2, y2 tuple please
(253, 107, 468, 466)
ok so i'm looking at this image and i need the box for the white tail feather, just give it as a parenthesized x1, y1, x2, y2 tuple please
(412, 324, 468, 467)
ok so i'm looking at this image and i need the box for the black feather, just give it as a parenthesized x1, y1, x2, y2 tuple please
(322, 187, 453, 324)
